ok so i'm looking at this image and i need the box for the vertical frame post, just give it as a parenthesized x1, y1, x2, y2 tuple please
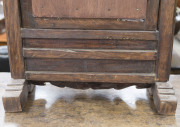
(157, 0, 177, 81)
(3, 0, 25, 78)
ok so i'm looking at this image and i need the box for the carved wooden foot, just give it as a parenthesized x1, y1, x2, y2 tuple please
(2, 79, 32, 112)
(151, 82, 177, 115)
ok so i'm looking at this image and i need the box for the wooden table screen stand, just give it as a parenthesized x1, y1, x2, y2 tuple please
(2, 0, 178, 115)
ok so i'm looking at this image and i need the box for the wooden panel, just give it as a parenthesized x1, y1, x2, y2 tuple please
(21, 29, 159, 41)
(3, 0, 25, 78)
(157, 0, 176, 81)
(23, 39, 157, 50)
(23, 48, 157, 60)
(26, 71, 156, 83)
(26, 59, 155, 73)
(20, 0, 159, 30)
(32, 0, 147, 19)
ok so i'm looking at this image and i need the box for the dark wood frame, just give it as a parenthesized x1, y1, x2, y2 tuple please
(2, 0, 178, 115)
(157, 0, 177, 81)
(3, 0, 24, 78)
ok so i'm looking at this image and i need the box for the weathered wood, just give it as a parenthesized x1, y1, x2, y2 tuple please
(3, 0, 177, 115)
(21, 29, 159, 40)
(32, 0, 147, 19)
(23, 48, 157, 60)
(2, 80, 28, 112)
(157, 0, 177, 82)
(20, 0, 146, 30)
(145, 0, 159, 30)
(25, 59, 155, 73)
(3, 0, 25, 78)
(34, 18, 146, 30)
(20, 0, 159, 30)
(151, 82, 177, 115)
(23, 39, 157, 50)
(26, 71, 156, 83)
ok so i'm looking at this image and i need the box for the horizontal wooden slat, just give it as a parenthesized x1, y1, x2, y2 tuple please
(23, 48, 157, 60)
(23, 39, 157, 50)
(33, 18, 146, 30)
(21, 29, 159, 40)
(26, 59, 155, 73)
(25, 71, 156, 83)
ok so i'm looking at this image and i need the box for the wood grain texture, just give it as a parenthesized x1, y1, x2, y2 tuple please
(21, 29, 159, 40)
(20, 0, 145, 30)
(2, 79, 28, 112)
(152, 82, 177, 115)
(32, 0, 147, 19)
(26, 71, 156, 83)
(23, 39, 157, 50)
(25, 59, 155, 73)
(23, 48, 157, 60)
(33, 18, 146, 30)
(3, 0, 25, 78)
(20, 0, 159, 30)
(157, 0, 177, 82)
(145, 0, 159, 30)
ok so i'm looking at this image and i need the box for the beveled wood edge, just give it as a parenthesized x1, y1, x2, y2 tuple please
(23, 48, 157, 60)
(33, 18, 146, 30)
(21, 28, 159, 40)
(25, 71, 156, 83)
(23, 39, 158, 50)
